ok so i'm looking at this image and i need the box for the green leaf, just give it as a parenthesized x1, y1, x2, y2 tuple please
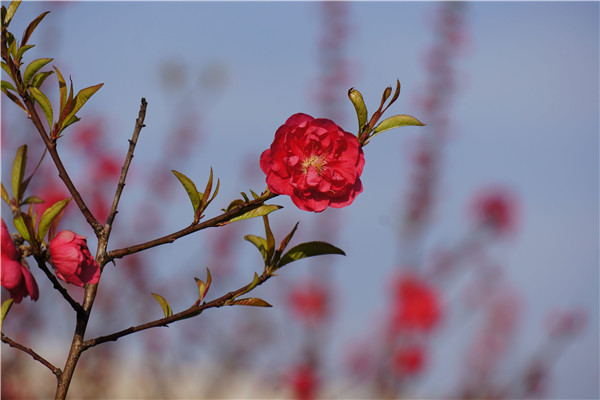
(23, 58, 53, 86)
(1, 61, 12, 77)
(194, 267, 212, 304)
(21, 195, 43, 205)
(263, 215, 275, 263)
(278, 241, 346, 268)
(16, 44, 35, 62)
(247, 272, 261, 291)
(244, 234, 268, 264)
(1, 299, 14, 328)
(202, 167, 214, 208)
(151, 293, 173, 318)
(13, 214, 31, 243)
(1, 183, 10, 206)
(60, 83, 103, 131)
(348, 88, 368, 133)
(1, 80, 16, 92)
(229, 297, 272, 307)
(60, 114, 80, 132)
(171, 170, 201, 214)
(369, 114, 425, 142)
(21, 11, 50, 46)
(3, 0, 21, 27)
(54, 67, 66, 114)
(228, 204, 282, 223)
(2, 87, 27, 114)
(225, 199, 245, 212)
(30, 70, 53, 89)
(38, 198, 71, 242)
(28, 87, 53, 129)
(11, 145, 27, 202)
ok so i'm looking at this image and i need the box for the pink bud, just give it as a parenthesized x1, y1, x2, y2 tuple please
(49, 231, 100, 287)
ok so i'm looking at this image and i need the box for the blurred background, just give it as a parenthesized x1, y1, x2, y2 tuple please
(1, 2, 598, 399)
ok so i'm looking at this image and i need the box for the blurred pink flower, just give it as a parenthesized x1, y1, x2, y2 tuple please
(392, 345, 426, 376)
(289, 364, 319, 400)
(392, 272, 441, 333)
(49, 231, 100, 287)
(1, 218, 39, 302)
(288, 280, 330, 327)
(470, 187, 518, 235)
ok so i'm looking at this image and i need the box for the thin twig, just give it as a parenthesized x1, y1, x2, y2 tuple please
(34, 255, 84, 316)
(1, 332, 62, 377)
(82, 270, 272, 350)
(105, 98, 148, 228)
(105, 192, 278, 262)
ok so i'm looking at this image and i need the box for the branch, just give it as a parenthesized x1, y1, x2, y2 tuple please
(34, 255, 84, 316)
(1, 332, 62, 377)
(105, 98, 148, 229)
(81, 270, 272, 351)
(105, 192, 278, 262)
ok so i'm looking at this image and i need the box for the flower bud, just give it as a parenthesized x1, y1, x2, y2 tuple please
(1, 218, 39, 302)
(49, 231, 100, 287)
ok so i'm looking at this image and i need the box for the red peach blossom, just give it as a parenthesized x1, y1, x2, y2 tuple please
(288, 280, 330, 326)
(260, 113, 365, 212)
(1, 218, 39, 302)
(49, 231, 100, 287)
(392, 272, 441, 333)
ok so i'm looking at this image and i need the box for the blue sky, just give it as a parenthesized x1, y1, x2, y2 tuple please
(2, 1, 598, 398)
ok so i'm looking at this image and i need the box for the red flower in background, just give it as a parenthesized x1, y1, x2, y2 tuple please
(288, 280, 330, 327)
(49, 231, 100, 287)
(289, 363, 319, 400)
(392, 345, 426, 376)
(1, 218, 39, 302)
(470, 187, 518, 235)
(260, 113, 365, 212)
(392, 272, 441, 333)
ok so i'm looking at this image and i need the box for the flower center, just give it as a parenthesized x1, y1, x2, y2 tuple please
(301, 154, 327, 173)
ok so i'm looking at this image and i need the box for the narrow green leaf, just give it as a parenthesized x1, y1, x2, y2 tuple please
(1, 299, 14, 328)
(16, 44, 35, 62)
(1, 61, 12, 76)
(171, 170, 201, 214)
(263, 214, 275, 263)
(4, 0, 21, 27)
(273, 222, 300, 266)
(348, 88, 368, 133)
(61, 83, 103, 130)
(1, 80, 16, 92)
(54, 67, 66, 113)
(23, 58, 53, 86)
(60, 114, 80, 132)
(21, 11, 50, 46)
(30, 70, 53, 88)
(202, 167, 213, 208)
(21, 195, 43, 205)
(225, 198, 245, 212)
(57, 76, 74, 128)
(2, 87, 28, 114)
(13, 214, 31, 243)
(28, 87, 53, 129)
(244, 234, 268, 264)
(151, 293, 173, 318)
(228, 204, 282, 223)
(240, 192, 249, 202)
(278, 241, 346, 268)
(194, 267, 212, 304)
(11, 145, 27, 202)
(230, 297, 272, 307)
(371, 114, 425, 137)
(384, 80, 401, 112)
(206, 178, 220, 207)
(380, 85, 392, 106)
(1, 183, 10, 206)
(247, 272, 261, 291)
(38, 198, 71, 242)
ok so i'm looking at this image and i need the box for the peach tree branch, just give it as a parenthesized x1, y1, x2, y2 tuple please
(1, 332, 62, 377)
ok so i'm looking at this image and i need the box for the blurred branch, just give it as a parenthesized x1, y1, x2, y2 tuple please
(105, 98, 148, 229)
(1, 333, 62, 377)
(105, 192, 278, 262)
(81, 269, 273, 350)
